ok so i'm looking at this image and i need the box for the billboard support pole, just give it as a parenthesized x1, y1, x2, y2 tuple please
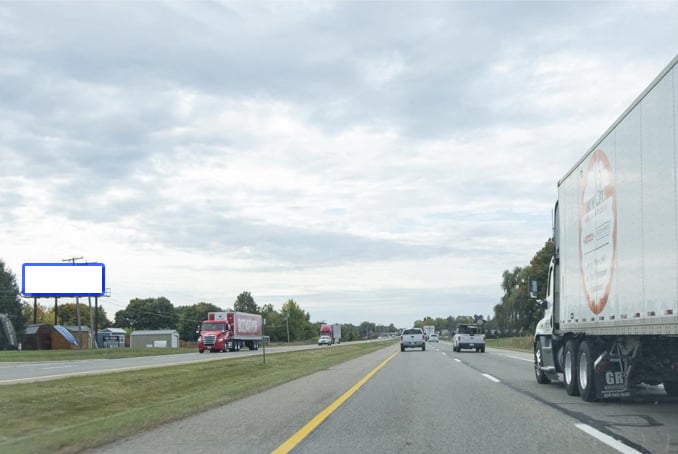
(94, 297, 99, 341)
(76, 296, 82, 349)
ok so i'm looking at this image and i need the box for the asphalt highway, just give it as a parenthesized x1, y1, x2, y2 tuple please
(87, 341, 678, 454)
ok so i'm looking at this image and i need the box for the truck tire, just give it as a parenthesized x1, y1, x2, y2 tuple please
(577, 340, 597, 401)
(422, 344, 426, 351)
(400, 345, 405, 352)
(563, 339, 580, 396)
(534, 339, 551, 384)
(481, 346, 485, 353)
(664, 381, 678, 396)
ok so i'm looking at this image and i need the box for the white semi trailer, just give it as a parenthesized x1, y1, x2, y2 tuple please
(533, 54, 678, 401)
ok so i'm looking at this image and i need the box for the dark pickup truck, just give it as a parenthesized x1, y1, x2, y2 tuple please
(400, 328, 425, 352)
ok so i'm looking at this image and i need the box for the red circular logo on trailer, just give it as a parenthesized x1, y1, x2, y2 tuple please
(579, 149, 617, 315)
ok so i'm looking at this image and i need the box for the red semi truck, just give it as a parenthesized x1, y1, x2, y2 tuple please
(197, 311, 262, 353)
(319, 323, 341, 344)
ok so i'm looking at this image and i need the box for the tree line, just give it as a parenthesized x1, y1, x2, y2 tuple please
(0, 238, 553, 348)
(493, 238, 553, 337)
(0, 271, 402, 345)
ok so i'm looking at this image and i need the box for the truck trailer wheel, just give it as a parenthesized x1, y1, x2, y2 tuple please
(563, 339, 580, 396)
(534, 339, 551, 384)
(577, 340, 597, 401)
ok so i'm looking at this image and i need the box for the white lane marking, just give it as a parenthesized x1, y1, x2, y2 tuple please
(454, 358, 461, 363)
(502, 354, 532, 362)
(492, 352, 533, 362)
(575, 424, 641, 454)
(41, 365, 75, 370)
(482, 373, 500, 383)
(442, 352, 447, 356)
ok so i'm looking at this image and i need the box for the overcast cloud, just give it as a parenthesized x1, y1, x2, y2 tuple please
(1, 1, 677, 328)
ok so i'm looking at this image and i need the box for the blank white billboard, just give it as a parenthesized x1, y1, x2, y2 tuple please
(22, 263, 106, 297)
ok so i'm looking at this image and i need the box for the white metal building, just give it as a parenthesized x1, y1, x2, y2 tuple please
(130, 330, 180, 349)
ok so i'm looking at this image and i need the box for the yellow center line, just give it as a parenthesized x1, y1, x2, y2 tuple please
(272, 349, 400, 454)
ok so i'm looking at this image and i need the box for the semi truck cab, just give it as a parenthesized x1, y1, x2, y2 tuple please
(197, 320, 231, 353)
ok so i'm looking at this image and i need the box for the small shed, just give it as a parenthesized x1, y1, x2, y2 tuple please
(130, 330, 179, 349)
(53, 325, 79, 350)
(23, 324, 53, 350)
(97, 328, 127, 348)
(63, 325, 92, 349)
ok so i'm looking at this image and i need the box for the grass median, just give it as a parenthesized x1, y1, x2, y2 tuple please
(0, 341, 397, 454)
(485, 336, 532, 352)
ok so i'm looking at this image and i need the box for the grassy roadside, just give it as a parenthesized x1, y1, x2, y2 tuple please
(0, 347, 199, 362)
(485, 336, 533, 352)
(0, 342, 304, 362)
(0, 341, 397, 454)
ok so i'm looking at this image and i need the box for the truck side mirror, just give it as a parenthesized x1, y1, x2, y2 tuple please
(529, 277, 539, 299)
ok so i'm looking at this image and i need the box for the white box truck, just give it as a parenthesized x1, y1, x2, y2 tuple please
(319, 323, 342, 344)
(533, 54, 678, 401)
(422, 325, 435, 340)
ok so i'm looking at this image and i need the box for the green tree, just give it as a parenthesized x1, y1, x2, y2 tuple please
(43, 302, 109, 329)
(359, 321, 376, 339)
(0, 260, 24, 347)
(114, 297, 177, 330)
(529, 238, 554, 300)
(258, 303, 285, 341)
(175, 302, 223, 341)
(340, 323, 359, 341)
(233, 291, 259, 314)
(280, 299, 313, 342)
(22, 301, 51, 325)
(495, 238, 554, 336)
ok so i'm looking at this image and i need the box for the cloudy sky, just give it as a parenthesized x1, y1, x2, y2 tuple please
(1, 1, 676, 328)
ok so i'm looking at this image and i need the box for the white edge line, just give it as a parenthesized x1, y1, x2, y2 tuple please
(493, 353, 533, 363)
(575, 423, 641, 454)
(482, 373, 500, 383)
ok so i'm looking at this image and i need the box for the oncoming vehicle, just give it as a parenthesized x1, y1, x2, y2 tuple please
(318, 335, 332, 346)
(428, 333, 439, 342)
(197, 312, 262, 353)
(453, 324, 485, 352)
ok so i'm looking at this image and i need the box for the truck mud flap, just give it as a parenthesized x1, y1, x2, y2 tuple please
(593, 344, 631, 399)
